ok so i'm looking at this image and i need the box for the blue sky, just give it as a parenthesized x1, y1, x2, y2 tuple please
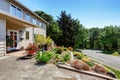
(19, 0, 120, 28)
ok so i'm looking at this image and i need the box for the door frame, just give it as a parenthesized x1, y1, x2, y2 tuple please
(7, 29, 19, 51)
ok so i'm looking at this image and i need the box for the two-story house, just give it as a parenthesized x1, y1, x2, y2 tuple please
(0, 0, 48, 56)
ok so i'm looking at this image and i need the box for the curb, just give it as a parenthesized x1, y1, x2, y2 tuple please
(57, 64, 116, 80)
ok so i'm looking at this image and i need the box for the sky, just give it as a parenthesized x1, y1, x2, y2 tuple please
(18, 0, 120, 28)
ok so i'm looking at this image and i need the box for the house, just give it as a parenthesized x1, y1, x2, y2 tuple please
(0, 0, 48, 56)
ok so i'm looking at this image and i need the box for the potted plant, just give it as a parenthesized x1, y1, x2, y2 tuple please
(6, 35, 13, 51)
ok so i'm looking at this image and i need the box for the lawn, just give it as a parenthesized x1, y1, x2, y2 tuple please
(104, 65, 120, 79)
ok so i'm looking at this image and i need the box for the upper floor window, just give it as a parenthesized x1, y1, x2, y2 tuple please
(42, 23, 46, 29)
(10, 4, 16, 16)
(38, 21, 42, 27)
(33, 18, 37, 24)
(16, 8, 22, 18)
(26, 13, 30, 22)
(10, 4, 22, 18)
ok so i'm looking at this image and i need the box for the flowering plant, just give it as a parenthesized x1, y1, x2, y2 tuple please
(68, 47, 73, 51)
(25, 43, 38, 55)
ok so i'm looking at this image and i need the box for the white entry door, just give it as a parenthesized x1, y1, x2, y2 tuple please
(7, 30, 19, 51)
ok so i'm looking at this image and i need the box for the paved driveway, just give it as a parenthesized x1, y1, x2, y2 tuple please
(81, 50, 120, 71)
(0, 55, 114, 80)
(0, 56, 74, 80)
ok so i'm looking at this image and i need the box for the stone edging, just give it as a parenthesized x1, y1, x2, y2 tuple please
(57, 64, 116, 80)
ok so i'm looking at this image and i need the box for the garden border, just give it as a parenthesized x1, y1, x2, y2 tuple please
(57, 64, 115, 80)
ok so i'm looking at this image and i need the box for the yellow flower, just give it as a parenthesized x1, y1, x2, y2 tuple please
(73, 52, 81, 56)
(82, 57, 91, 63)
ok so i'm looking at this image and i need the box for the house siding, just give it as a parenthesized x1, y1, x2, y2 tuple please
(0, 0, 10, 13)
(0, 18, 6, 56)
(17, 27, 34, 49)
(34, 28, 46, 37)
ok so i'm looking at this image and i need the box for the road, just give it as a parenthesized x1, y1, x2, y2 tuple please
(81, 49, 120, 71)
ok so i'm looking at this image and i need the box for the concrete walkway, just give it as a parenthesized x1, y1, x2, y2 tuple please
(6, 50, 27, 57)
(81, 49, 120, 71)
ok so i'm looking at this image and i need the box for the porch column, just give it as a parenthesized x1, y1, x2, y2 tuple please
(0, 17, 6, 56)
(30, 27, 34, 43)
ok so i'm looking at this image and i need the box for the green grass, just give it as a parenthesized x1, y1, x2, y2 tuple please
(112, 52, 120, 56)
(103, 50, 120, 56)
(104, 65, 120, 79)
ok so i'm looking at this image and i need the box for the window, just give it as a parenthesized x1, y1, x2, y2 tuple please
(10, 4, 16, 16)
(42, 23, 46, 29)
(10, 4, 22, 19)
(38, 21, 42, 27)
(26, 31, 29, 39)
(26, 13, 30, 22)
(33, 18, 37, 24)
(16, 8, 22, 18)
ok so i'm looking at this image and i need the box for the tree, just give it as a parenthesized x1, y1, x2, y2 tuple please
(74, 22, 89, 49)
(35, 11, 61, 44)
(35, 11, 53, 23)
(57, 11, 81, 47)
(89, 28, 101, 49)
(88, 25, 120, 52)
(99, 25, 120, 50)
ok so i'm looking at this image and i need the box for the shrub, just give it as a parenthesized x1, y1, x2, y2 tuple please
(71, 60, 90, 71)
(68, 47, 73, 51)
(54, 54, 61, 62)
(6, 35, 13, 46)
(46, 36, 52, 46)
(77, 53, 86, 60)
(35, 34, 46, 47)
(62, 53, 71, 62)
(25, 43, 38, 55)
(63, 47, 68, 51)
(103, 50, 116, 54)
(82, 57, 94, 67)
(112, 51, 120, 56)
(91, 64, 107, 74)
(35, 34, 53, 49)
(35, 51, 54, 63)
(53, 47, 63, 54)
(73, 52, 81, 56)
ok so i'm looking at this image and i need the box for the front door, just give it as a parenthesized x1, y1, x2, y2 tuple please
(8, 30, 18, 51)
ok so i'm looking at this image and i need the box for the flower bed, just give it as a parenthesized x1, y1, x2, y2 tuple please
(34, 46, 117, 79)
